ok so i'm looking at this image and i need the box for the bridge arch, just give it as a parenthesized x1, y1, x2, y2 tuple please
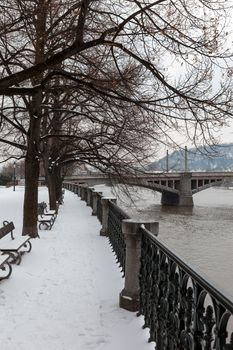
(191, 178, 224, 194)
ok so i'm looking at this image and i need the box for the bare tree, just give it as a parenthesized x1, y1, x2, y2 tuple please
(0, 0, 233, 237)
(40, 81, 159, 208)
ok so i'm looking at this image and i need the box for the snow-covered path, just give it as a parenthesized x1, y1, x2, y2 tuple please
(0, 187, 153, 350)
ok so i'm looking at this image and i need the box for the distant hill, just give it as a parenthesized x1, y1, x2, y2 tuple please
(147, 143, 233, 172)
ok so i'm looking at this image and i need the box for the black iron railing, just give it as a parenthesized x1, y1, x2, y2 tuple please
(138, 227, 233, 350)
(108, 201, 129, 275)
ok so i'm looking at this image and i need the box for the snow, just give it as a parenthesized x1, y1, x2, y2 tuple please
(0, 186, 154, 350)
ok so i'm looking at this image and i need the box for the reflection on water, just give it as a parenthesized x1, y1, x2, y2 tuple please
(95, 185, 233, 297)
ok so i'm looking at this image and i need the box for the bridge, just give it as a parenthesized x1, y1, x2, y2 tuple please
(64, 171, 233, 206)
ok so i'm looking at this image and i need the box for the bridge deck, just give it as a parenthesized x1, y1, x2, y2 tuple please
(63, 172, 233, 199)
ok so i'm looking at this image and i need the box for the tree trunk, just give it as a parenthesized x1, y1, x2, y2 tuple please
(46, 166, 63, 209)
(22, 0, 46, 237)
(23, 149, 40, 237)
(23, 93, 42, 237)
(41, 80, 63, 209)
(47, 171, 57, 210)
(55, 167, 63, 204)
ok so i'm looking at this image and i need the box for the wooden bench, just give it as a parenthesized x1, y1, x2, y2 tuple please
(40, 201, 58, 219)
(38, 203, 55, 230)
(0, 221, 32, 265)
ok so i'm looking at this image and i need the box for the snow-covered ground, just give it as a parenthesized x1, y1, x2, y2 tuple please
(0, 186, 154, 350)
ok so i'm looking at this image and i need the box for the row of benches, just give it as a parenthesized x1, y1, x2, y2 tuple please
(0, 190, 65, 281)
(37, 190, 64, 230)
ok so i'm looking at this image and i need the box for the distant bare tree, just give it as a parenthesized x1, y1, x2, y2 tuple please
(1, 160, 24, 179)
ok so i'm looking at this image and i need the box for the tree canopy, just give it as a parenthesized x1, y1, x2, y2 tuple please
(0, 0, 233, 236)
(1, 1, 233, 151)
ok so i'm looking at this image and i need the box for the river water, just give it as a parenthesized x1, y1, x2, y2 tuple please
(94, 184, 233, 298)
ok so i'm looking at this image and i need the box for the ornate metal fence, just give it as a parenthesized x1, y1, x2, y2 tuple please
(107, 201, 129, 275)
(138, 227, 233, 350)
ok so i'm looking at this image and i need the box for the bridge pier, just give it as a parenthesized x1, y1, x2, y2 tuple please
(161, 172, 193, 207)
(179, 172, 194, 206)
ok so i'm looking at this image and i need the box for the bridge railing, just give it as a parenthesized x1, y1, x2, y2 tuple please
(63, 182, 233, 350)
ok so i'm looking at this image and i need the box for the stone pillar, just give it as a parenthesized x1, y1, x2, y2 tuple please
(119, 219, 159, 312)
(179, 172, 193, 206)
(86, 188, 91, 206)
(100, 197, 117, 236)
(92, 192, 98, 215)
(86, 187, 94, 206)
(92, 191, 102, 216)
(80, 186, 86, 201)
(77, 185, 81, 197)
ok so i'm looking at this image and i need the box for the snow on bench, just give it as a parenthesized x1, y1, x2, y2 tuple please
(0, 221, 32, 265)
(38, 203, 56, 230)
